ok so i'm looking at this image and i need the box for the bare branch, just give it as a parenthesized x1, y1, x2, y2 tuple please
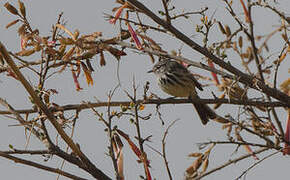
(0, 151, 88, 180)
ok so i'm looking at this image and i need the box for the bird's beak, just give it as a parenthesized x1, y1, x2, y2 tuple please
(147, 70, 153, 73)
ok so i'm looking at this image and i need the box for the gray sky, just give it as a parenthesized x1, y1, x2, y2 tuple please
(0, 0, 289, 179)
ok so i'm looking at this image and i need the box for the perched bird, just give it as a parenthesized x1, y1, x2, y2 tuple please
(148, 58, 216, 125)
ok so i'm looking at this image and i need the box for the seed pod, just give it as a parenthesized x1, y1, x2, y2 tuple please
(18, 0, 26, 18)
(233, 41, 237, 51)
(225, 25, 231, 37)
(4, 2, 19, 16)
(218, 21, 226, 35)
(238, 36, 243, 48)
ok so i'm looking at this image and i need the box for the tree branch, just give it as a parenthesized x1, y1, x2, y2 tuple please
(0, 151, 87, 180)
(0, 98, 287, 115)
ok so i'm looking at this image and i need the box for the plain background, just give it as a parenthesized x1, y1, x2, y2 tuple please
(0, 0, 289, 179)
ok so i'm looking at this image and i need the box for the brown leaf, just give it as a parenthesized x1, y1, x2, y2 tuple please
(100, 50, 106, 66)
(62, 47, 76, 61)
(188, 153, 203, 157)
(16, 49, 35, 56)
(238, 36, 243, 48)
(225, 25, 231, 37)
(4, 2, 19, 16)
(6, 19, 20, 29)
(56, 24, 75, 40)
(201, 158, 209, 173)
(18, 0, 26, 18)
(81, 62, 93, 86)
(218, 21, 226, 35)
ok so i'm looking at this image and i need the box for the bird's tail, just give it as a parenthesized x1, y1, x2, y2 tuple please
(192, 101, 216, 125)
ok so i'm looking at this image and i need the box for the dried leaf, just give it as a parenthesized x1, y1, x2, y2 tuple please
(71, 70, 82, 91)
(127, 22, 143, 50)
(144, 160, 152, 180)
(238, 36, 243, 48)
(56, 24, 75, 40)
(81, 62, 93, 86)
(100, 50, 106, 66)
(4, 2, 19, 16)
(214, 116, 229, 124)
(59, 38, 75, 45)
(225, 25, 231, 37)
(201, 158, 209, 173)
(16, 49, 35, 56)
(62, 47, 76, 61)
(208, 60, 219, 85)
(73, 29, 80, 40)
(193, 155, 203, 170)
(239, 0, 251, 23)
(18, 0, 26, 18)
(280, 78, 290, 93)
(86, 59, 94, 72)
(109, 3, 128, 24)
(116, 129, 150, 166)
(188, 153, 203, 157)
(218, 21, 226, 35)
(276, 52, 287, 64)
(6, 19, 20, 29)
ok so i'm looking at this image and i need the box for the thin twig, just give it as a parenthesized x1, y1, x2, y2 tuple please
(0, 152, 87, 180)
(162, 119, 179, 180)
(195, 147, 268, 179)
(235, 150, 280, 180)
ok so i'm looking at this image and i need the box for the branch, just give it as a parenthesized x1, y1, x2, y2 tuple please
(199, 141, 272, 149)
(0, 98, 288, 115)
(162, 119, 179, 180)
(0, 151, 87, 180)
(1, 149, 50, 155)
(125, 0, 290, 104)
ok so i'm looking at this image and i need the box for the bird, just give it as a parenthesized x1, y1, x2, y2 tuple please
(148, 58, 216, 125)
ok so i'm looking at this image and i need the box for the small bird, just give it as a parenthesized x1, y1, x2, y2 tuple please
(148, 58, 216, 125)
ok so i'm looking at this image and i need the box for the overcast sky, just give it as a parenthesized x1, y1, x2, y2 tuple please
(0, 0, 289, 180)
